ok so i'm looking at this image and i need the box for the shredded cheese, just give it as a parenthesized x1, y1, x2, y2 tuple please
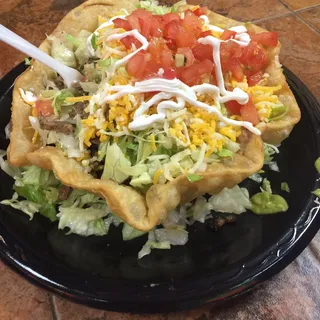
(65, 96, 92, 103)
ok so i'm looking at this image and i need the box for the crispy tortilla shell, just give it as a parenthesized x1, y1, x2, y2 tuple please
(9, 0, 266, 231)
(202, 8, 301, 144)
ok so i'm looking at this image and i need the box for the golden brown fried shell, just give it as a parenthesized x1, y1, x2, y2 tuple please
(8, 0, 301, 231)
(203, 9, 301, 144)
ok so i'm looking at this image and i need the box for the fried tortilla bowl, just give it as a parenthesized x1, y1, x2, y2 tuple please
(8, 0, 270, 231)
(201, 7, 301, 145)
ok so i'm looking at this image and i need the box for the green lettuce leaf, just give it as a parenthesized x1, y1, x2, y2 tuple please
(57, 207, 109, 236)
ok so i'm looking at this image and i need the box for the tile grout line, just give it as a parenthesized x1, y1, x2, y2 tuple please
(252, 11, 292, 23)
(278, 0, 320, 35)
(295, 4, 320, 13)
(49, 295, 60, 320)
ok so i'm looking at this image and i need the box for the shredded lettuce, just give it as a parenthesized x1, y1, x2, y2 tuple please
(218, 149, 233, 158)
(65, 34, 80, 48)
(57, 207, 109, 236)
(101, 143, 131, 183)
(270, 105, 288, 121)
(190, 196, 213, 222)
(269, 161, 280, 172)
(312, 189, 320, 197)
(50, 36, 77, 68)
(91, 33, 98, 51)
(52, 89, 75, 115)
(186, 174, 202, 183)
(264, 143, 279, 164)
(14, 185, 58, 221)
(249, 173, 263, 183)
(315, 157, 320, 173)
(122, 223, 146, 241)
(1, 165, 60, 221)
(21, 165, 59, 187)
(61, 189, 106, 209)
(281, 182, 290, 193)
(80, 82, 99, 94)
(138, 239, 171, 259)
(136, 0, 171, 14)
(130, 172, 152, 188)
(24, 58, 31, 66)
(0, 151, 21, 178)
(155, 228, 188, 245)
(0, 193, 40, 219)
(209, 185, 252, 214)
(74, 30, 92, 65)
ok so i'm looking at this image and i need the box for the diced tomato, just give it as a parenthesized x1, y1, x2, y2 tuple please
(199, 30, 212, 38)
(182, 9, 202, 37)
(179, 59, 214, 86)
(162, 67, 177, 79)
(127, 52, 147, 79)
(130, 8, 153, 19)
(240, 42, 269, 73)
(247, 71, 264, 86)
(225, 100, 242, 115)
(120, 35, 142, 49)
(139, 18, 151, 39)
(176, 29, 196, 48)
(163, 20, 180, 42)
(147, 38, 173, 67)
(240, 97, 260, 125)
(177, 48, 195, 67)
(220, 41, 242, 60)
(166, 39, 176, 50)
(193, 7, 208, 17)
(220, 30, 237, 40)
(144, 61, 163, 78)
(162, 12, 180, 26)
(113, 18, 131, 30)
(248, 31, 278, 47)
(127, 14, 141, 32)
(161, 49, 174, 67)
(228, 58, 244, 81)
(149, 16, 163, 38)
(192, 43, 213, 61)
(35, 100, 54, 117)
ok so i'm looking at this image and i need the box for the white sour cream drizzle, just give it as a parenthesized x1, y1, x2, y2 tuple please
(87, 13, 261, 136)
(87, 15, 126, 56)
(96, 78, 259, 134)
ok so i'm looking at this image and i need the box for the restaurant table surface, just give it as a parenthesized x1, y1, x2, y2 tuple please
(0, 0, 319, 319)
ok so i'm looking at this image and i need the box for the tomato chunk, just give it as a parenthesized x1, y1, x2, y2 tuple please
(127, 52, 147, 79)
(179, 59, 214, 86)
(199, 30, 212, 38)
(177, 47, 195, 67)
(228, 58, 244, 81)
(193, 7, 208, 17)
(176, 29, 196, 48)
(225, 100, 242, 115)
(192, 43, 213, 61)
(247, 71, 264, 86)
(240, 42, 269, 74)
(220, 30, 237, 40)
(35, 100, 54, 117)
(240, 97, 260, 125)
(162, 12, 180, 26)
(248, 32, 278, 47)
(182, 9, 202, 37)
(113, 18, 131, 30)
(120, 35, 142, 49)
(163, 20, 180, 42)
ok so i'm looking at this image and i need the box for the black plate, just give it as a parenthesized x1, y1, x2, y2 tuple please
(0, 64, 319, 313)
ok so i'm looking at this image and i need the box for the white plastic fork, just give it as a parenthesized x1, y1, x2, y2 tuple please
(0, 24, 82, 88)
